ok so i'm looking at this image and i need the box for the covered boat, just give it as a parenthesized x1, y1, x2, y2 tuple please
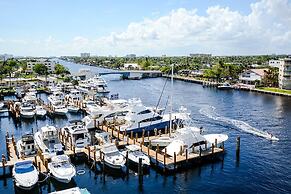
(13, 160, 39, 190)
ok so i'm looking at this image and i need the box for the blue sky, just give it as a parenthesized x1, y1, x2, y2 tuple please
(0, 0, 290, 56)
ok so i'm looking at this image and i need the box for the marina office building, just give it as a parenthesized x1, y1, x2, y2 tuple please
(279, 58, 291, 90)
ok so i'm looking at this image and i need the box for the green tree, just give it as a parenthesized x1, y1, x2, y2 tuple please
(262, 67, 279, 87)
(33, 64, 48, 75)
(55, 64, 70, 75)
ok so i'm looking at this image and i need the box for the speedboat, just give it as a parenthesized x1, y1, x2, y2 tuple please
(61, 120, 90, 153)
(13, 160, 39, 190)
(48, 154, 76, 183)
(20, 102, 36, 119)
(99, 143, 126, 171)
(35, 105, 47, 117)
(16, 134, 37, 157)
(217, 83, 233, 90)
(122, 145, 150, 170)
(49, 187, 91, 194)
(34, 125, 63, 156)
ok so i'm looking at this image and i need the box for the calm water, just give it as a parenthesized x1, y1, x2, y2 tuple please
(0, 60, 290, 194)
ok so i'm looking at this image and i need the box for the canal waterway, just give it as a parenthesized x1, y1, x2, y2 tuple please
(0, 60, 290, 194)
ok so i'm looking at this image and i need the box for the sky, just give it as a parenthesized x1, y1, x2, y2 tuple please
(0, 0, 290, 56)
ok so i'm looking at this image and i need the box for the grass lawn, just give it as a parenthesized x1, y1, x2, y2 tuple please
(258, 87, 291, 95)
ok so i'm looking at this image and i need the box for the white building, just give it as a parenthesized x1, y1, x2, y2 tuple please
(239, 69, 267, 85)
(190, 53, 212, 57)
(125, 54, 136, 58)
(123, 63, 140, 70)
(26, 59, 55, 73)
(279, 58, 291, 90)
(269, 60, 281, 68)
(80, 53, 90, 58)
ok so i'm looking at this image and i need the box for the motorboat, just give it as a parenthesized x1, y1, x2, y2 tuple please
(48, 154, 76, 183)
(65, 89, 83, 102)
(67, 104, 80, 113)
(217, 83, 233, 90)
(48, 91, 68, 116)
(149, 125, 202, 147)
(163, 127, 228, 157)
(119, 100, 189, 134)
(95, 131, 110, 145)
(35, 105, 47, 117)
(0, 102, 4, 109)
(122, 145, 150, 170)
(77, 75, 110, 97)
(16, 134, 37, 157)
(13, 160, 39, 190)
(34, 125, 63, 155)
(20, 102, 36, 119)
(98, 143, 126, 171)
(49, 187, 91, 194)
(22, 92, 38, 104)
(61, 120, 90, 153)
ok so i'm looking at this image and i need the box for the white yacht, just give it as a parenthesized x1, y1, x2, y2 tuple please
(163, 127, 228, 157)
(48, 91, 68, 116)
(67, 103, 80, 113)
(78, 75, 110, 97)
(65, 89, 83, 102)
(35, 105, 47, 117)
(119, 100, 188, 134)
(34, 125, 63, 155)
(20, 102, 36, 119)
(217, 82, 233, 90)
(48, 154, 76, 183)
(61, 121, 90, 153)
(13, 160, 39, 190)
(122, 145, 150, 169)
(16, 134, 37, 157)
(22, 92, 38, 104)
(98, 143, 126, 171)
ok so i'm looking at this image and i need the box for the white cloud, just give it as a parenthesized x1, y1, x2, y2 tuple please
(0, 0, 290, 56)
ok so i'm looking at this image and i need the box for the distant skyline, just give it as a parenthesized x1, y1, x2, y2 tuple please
(0, 0, 290, 56)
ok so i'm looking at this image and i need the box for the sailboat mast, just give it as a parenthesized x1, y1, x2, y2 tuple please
(169, 63, 174, 134)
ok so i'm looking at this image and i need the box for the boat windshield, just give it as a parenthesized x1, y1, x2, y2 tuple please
(15, 162, 34, 174)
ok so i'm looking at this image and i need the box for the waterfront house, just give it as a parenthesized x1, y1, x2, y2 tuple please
(123, 63, 140, 70)
(239, 69, 267, 85)
(279, 58, 291, 90)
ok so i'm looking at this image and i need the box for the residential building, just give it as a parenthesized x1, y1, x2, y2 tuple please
(279, 58, 291, 90)
(189, 53, 212, 57)
(26, 59, 55, 73)
(123, 63, 140, 70)
(269, 60, 281, 68)
(80, 53, 90, 58)
(239, 69, 267, 85)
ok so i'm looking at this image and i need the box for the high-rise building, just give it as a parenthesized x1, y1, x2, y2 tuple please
(279, 58, 291, 90)
(80, 53, 90, 58)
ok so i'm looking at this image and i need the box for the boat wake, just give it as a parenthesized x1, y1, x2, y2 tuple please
(199, 106, 279, 141)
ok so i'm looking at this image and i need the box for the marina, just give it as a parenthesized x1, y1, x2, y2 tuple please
(0, 61, 289, 194)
